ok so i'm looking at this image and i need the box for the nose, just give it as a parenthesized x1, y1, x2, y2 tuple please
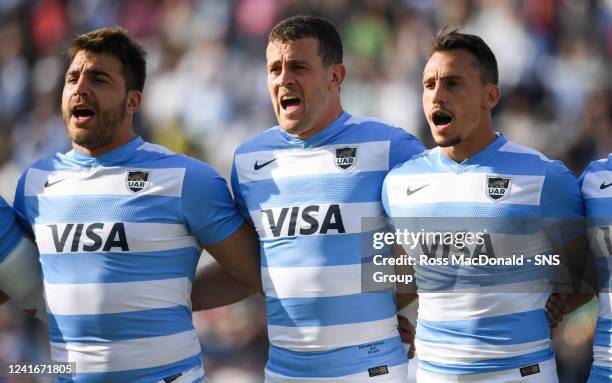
(72, 75, 90, 99)
(430, 82, 446, 105)
(276, 65, 295, 88)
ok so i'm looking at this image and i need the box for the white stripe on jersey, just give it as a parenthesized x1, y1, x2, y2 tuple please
(416, 338, 550, 364)
(582, 170, 612, 198)
(44, 277, 191, 315)
(51, 329, 201, 373)
(234, 141, 391, 184)
(418, 281, 549, 321)
(593, 346, 612, 367)
(24, 167, 186, 197)
(35, 222, 199, 254)
(262, 262, 395, 299)
(137, 142, 174, 155)
(599, 293, 612, 320)
(251, 202, 386, 239)
(588, 226, 612, 258)
(385, 173, 545, 206)
(268, 317, 398, 352)
(264, 362, 409, 383)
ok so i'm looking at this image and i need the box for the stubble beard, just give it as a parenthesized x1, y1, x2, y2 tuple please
(437, 135, 463, 148)
(64, 97, 127, 151)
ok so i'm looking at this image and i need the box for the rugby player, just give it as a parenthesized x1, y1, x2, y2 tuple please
(580, 154, 612, 382)
(12, 26, 260, 383)
(382, 29, 591, 382)
(0, 196, 44, 319)
(228, 15, 425, 382)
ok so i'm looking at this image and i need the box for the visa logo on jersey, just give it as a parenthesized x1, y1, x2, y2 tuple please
(259, 204, 346, 238)
(42, 223, 129, 253)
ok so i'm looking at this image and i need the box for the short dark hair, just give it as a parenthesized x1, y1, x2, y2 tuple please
(66, 26, 146, 92)
(269, 15, 343, 67)
(430, 28, 498, 85)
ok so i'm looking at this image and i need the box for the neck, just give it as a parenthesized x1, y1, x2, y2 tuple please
(291, 101, 343, 140)
(441, 128, 497, 163)
(73, 127, 136, 157)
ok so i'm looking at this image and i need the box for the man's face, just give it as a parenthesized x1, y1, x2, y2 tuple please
(422, 49, 497, 148)
(61, 50, 130, 151)
(266, 37, 340, 138)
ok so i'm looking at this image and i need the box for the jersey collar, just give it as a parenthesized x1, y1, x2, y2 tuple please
(438, 133, 507, 170)
(67, 136, 145, 166)
(280, 111, 351, 148)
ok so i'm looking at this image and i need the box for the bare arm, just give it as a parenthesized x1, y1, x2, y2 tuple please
(192, 222, 263, 311)
(191, 261, 257, 311)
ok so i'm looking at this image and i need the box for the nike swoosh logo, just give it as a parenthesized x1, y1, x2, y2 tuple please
(44, 179, 65, 188)
(601, 181, 612, 190)
(406, 184, 429, 196)
(254, 159, 276, 170)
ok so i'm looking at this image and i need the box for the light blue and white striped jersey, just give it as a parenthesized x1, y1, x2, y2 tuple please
(232, 112, 425, 379)
(13, 137, 244, 383)
(581, 154, 612, 383)
(0, 196, 24, 263)
(382, 134, 583, 376)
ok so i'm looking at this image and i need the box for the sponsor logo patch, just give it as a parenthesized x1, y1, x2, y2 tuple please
(368, 365, 389, 377)
(519, 364, 540, 377)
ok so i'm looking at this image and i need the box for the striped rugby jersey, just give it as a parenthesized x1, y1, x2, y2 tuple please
(13, 137, 244, 383)
(382, 134, 583, 375)
(232, 112, 425, 379)
(581, 154, 612, 383)
(0, 196, 24, 263)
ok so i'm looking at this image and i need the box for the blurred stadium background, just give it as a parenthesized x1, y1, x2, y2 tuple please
(0, 0, 610, 382)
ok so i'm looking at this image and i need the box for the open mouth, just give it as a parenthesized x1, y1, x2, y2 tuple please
(71, 105, 95, 124)
(432, 110, 452, 126)
(280, 96, 301, 112)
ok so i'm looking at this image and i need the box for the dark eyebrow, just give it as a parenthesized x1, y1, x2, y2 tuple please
(66, 68, 113, 81)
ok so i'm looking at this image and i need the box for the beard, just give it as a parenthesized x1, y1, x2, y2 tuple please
(64, 96, 127, 150)
(437, 135, 463, 148)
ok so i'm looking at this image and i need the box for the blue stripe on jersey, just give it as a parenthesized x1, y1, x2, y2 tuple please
(266, 291, 396, 327)
(41, 248, 200, 284)
(25, 195, 181, 225)
(55, 354, 203, 383)
(417, 309, 549, 345)
(260, 230, 384, 268)
(595, 257, 612, 288)
(49, 306, 193, 343)
(266, 336, 406, 378)
(0, 199, 23, 262)
(593, 318, 612, 347)
(399, 153, 550, 177)
(241, 171, 386, 209)
(388, 203, 539, 221)
(585, 199, 612, 217)
(415, 264, 554, 292)
(418, 349, 554, 375)
(589, 365, 612, 383)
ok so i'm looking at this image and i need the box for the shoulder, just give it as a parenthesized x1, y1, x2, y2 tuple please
(342, 114, 418, 142)
(235, 127, 285, 156)
(580, 156, 612, 198)
(388, 147, 437, 175)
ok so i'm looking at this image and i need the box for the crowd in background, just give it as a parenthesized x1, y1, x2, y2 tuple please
(0, 0, 610, 382)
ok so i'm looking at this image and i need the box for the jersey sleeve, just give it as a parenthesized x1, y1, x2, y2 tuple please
(12, 170, 32, 234)
(180, 158, 244, 245)
(0, 197, 24, 263)
(388, 128, 426, 169)
(231, 157, 251, 220)
(540, 160, 585, 243)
